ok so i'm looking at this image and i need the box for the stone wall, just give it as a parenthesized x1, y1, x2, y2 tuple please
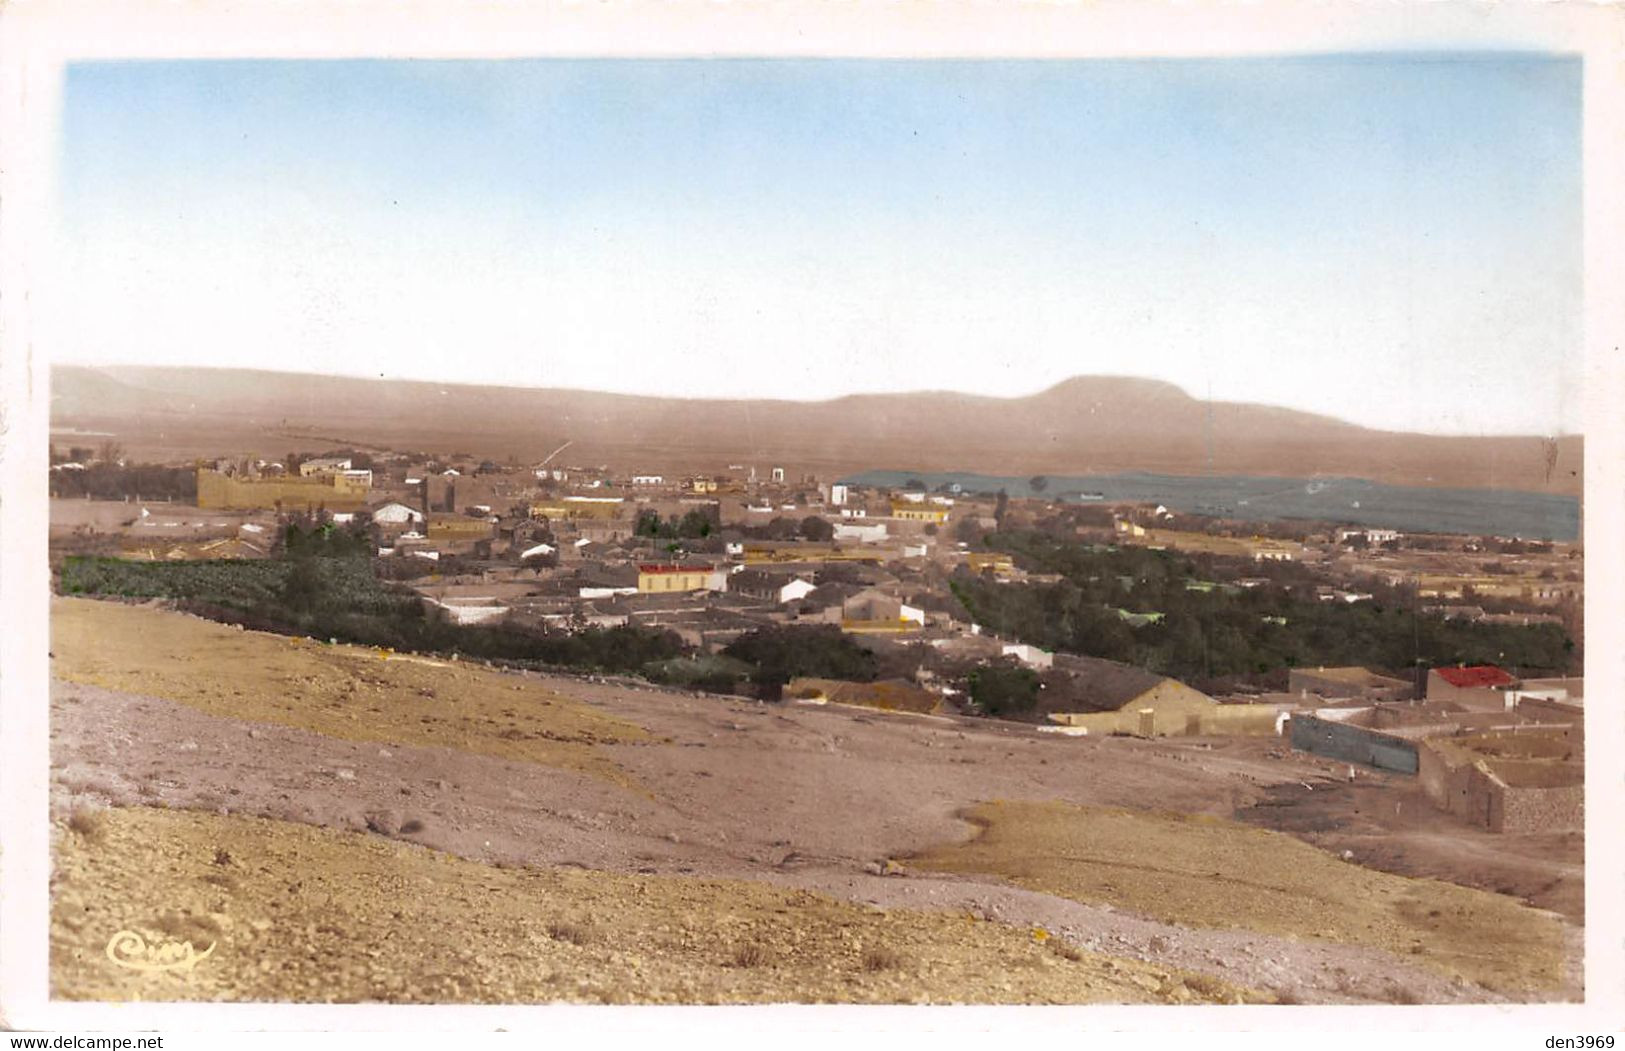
(197, 469, 368, 512)
(1417, 732, 1583, 833)
(1289, 713, 1419, 773)
(1498, 783, 1584, 834)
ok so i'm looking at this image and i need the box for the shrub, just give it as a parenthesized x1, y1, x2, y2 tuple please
(967, 664, 1040, 717)
(860, 946, 903, 972)
(546, 921, 594, 946)
(66, 806, 107, 843)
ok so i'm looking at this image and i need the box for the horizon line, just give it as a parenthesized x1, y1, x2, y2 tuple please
(51, 360, 1584, 441)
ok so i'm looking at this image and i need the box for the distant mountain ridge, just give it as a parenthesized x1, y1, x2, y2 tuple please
(49, 365, 1582, 498)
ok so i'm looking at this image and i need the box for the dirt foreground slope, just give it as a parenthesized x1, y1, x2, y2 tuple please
(51, 598, 648, 788)
(52, 807, 1255, 1005)
(909, 801, 1570, 998)
(48, 598, 1583, 1005)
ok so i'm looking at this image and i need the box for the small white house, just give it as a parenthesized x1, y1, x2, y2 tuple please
(779, 578, 818, 604)
(520, 542, 556, 561)
(1002, 643, 1054, 670)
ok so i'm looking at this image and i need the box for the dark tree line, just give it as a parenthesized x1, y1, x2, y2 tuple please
(635, 508, 720, 540)
(49, 462, 197, 502)
(949, 529, 1575, 685)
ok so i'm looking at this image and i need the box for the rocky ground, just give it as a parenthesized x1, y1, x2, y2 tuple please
(47, 598, 1584, 1005)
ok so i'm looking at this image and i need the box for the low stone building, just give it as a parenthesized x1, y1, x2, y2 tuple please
(1417, 727, 1583, 833)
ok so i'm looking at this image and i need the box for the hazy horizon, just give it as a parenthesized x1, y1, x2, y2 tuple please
(57, 56, 1582, 437)
(51, 361, 1586, 440)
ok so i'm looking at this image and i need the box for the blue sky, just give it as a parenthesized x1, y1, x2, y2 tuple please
(57, 56, 1582, 435)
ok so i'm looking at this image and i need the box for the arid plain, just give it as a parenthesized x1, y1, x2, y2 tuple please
(49, 598, 1580, 1005)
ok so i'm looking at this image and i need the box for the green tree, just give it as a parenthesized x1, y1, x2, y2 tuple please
(968, 664, 1040, 717)
(722, 624, 878, 687)
(279, 556, 324, 613)
(801, 515, 835, 542)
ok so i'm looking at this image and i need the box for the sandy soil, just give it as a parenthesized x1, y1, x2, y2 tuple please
(1236, 776, 1584, 924)
(908, 801, 1569, 997)
(54, 808, 1254, 1005)
(48, 598, 1585, 1005)
(52, 598, 648, 788)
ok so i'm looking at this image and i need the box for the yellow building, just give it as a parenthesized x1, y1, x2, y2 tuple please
(890, 502, 949, 523)
(196, 468, 368, 512)
(1048, 680, 1280, 737)
(427, 515, 494, 541)
(530, 496, 625, 521)
(965, 552, 1016, 575)
(637, 564, 715, 593)
(742, 543, 885, 565)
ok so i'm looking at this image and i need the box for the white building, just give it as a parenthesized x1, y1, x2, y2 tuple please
(426, 596, 509, 626)
(299, 457, 352, 477)
(833, 521, 888, 544)
(780, 578, 819, 604)
(632, 475, 665, 486)
(830, 484, 850, 506)
(1002, 643, 1055, 670)
(372, 502, 426, 525)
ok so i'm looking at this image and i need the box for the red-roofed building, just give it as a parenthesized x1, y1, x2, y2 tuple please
(636, 563, 726, 594)
(1427, 665, 1519, 709)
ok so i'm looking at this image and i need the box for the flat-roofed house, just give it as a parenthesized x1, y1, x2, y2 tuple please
(1427, 665, 1518, 710)
(427, 514, 495, 542)
(637, 563, 721, 594)
(890, 502, 949, 524)
(1288, 666, 1415, 702)
(299, 457, 352, 477)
